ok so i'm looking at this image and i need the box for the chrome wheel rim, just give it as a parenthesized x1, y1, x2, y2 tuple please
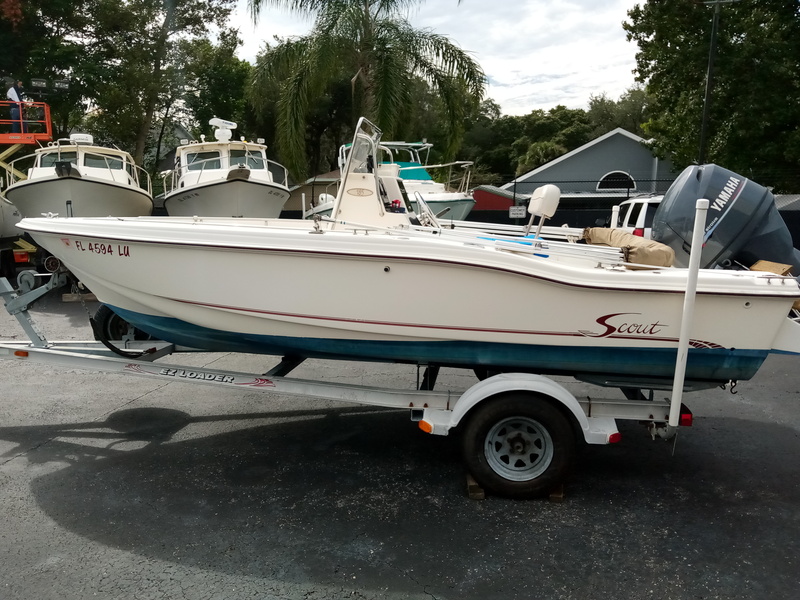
(484, 416, 554, 481)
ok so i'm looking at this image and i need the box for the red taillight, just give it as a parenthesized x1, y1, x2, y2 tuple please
(679, 404, 693, 426)
(633, 228, 645, 237)
(13, 249, 29, 263)
(608, 432, 622, 443)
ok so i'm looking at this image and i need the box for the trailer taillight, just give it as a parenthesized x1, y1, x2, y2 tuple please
(13, 249, 29, 263)
(679, 407, 693, 427)
(633, 228, 645, 237)
(608, 432, 622, 443)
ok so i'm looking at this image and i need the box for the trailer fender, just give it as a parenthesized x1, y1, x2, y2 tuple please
(420, 372, 618, 444)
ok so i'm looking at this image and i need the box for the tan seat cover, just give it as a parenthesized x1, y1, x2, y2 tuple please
(583, 227, 675, 268)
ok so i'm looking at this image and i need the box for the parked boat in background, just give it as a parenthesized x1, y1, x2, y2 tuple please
(304, 139, 475, 221)
(0, 195, 21, 239)
(3, 133, 153, 218)
(379, 141, 475, 220)
(161, 118, 290, 218)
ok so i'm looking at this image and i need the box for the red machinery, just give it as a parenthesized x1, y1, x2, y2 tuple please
(1, 100, 53, 281)
(0, 100, 53, 145)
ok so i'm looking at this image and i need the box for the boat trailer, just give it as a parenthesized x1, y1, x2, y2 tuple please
(0, 200, 721, 499)
(0, 272, 697, 500)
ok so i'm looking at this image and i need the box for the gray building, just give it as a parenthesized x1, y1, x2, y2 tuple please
(502, 127, 678, 202)
(467, 127, 680, 227)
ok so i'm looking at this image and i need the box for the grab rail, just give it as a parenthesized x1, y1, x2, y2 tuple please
(161, 150, 288, 195)
(4, 145, 152, 195)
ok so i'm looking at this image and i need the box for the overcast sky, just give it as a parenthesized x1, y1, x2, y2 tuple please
(232, 0, 641, 116)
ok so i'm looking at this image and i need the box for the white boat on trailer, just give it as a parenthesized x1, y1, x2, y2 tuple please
(3, 133, 153, 218)
(0, 273, 710, 500)
(6, 117, 800, 498)
(161, 118, 290, 218)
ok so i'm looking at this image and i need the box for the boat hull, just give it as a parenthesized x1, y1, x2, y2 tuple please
(18, 216, 800, 387)
(164, 179, 289, 218)
(5, 176, 153, 217)
(106, 304, 768, 384)
(411, 195, 476, 221)
(0, 197, 21, 238)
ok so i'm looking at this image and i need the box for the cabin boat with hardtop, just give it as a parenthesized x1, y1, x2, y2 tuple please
(161, 118, 290, 218)
(3, 133, 153, 218)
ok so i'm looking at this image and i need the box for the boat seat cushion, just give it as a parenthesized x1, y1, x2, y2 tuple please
(583, 227, 675, 268)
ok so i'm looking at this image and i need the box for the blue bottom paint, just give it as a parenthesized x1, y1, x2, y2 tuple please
(110, 305, 767, 385)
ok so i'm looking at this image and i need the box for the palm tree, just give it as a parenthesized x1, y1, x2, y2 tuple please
(248, 0, 485, 178)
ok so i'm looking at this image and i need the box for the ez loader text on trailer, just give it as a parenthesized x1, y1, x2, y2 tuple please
(0, 204, 724, 500)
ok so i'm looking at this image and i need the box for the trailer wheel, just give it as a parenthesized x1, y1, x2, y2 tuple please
(93, 304, 153, 341)
(462, 394, 576, 499)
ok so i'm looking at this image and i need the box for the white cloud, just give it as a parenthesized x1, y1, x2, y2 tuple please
(231, 0, 640, 115)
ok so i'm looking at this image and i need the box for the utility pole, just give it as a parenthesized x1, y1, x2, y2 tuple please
(698, 0, 739, 164)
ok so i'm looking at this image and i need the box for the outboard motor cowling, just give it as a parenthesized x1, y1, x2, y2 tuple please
(652, 164, 800, 274)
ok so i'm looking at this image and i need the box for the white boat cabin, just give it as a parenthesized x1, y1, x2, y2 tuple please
(165, 121, 288, 193)
(10, 134, 150, 193)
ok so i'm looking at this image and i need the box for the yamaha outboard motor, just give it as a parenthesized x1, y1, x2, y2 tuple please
(652, 164, 800, 274)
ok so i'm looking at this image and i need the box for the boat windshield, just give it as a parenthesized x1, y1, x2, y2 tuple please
(84, 153, 124, 170)
(346, 119, 380, 174)
(39, 151, 77, 167)
(186, 151, 221, 171)
(230, 149, 265, 169)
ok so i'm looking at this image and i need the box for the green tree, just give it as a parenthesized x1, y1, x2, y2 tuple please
(0, 0, 88, 136)
(460, 106, 519, 181)
(248, 0, 485, 179)
(181, 30, 255, 140)
(587, 86, 652, 138)
(460, 103, 592, 183)
(82, 0, 235, 165)
(516, 140, 567, 175)
(624, 0, 800, 192)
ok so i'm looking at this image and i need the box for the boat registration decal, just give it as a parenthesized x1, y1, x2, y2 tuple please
(348, 187, 373, 197)
(68, 239, 131, 257)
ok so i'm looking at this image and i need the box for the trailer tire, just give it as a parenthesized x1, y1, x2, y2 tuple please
(462, 394, 576, 499)
(93, 304, 153, 341)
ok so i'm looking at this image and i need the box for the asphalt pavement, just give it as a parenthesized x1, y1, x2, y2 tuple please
(0, 289, 798, 600)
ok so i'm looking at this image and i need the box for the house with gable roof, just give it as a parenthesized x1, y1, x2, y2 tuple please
(471, 127, 680, 227)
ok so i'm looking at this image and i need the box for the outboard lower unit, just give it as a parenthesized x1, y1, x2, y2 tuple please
(652, 164, 800, 274)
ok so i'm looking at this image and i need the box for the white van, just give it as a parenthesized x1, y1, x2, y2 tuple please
(612, 195, 663, 239)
